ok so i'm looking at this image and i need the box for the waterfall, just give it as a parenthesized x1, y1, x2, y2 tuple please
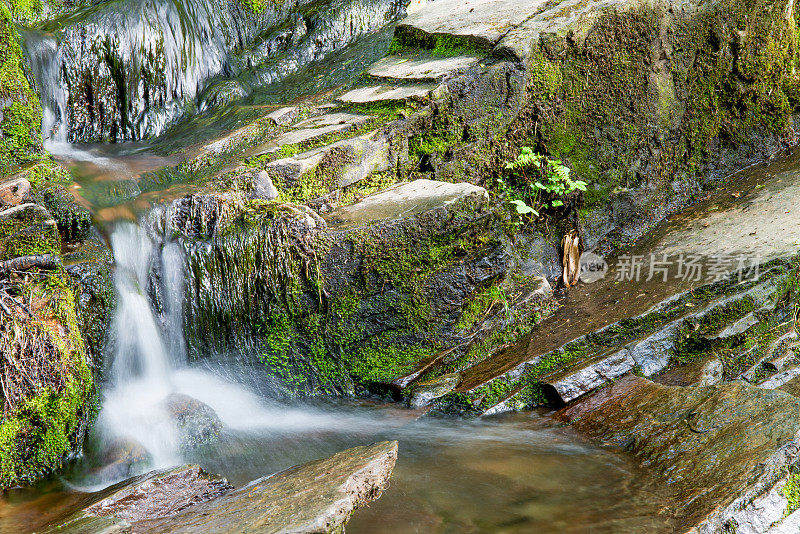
(96, 223, 184, 467)
(20, 0, 405, 144)
(93, 222, 352, 479)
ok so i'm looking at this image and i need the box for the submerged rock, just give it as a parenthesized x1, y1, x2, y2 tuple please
(162, 393, 224, 451)
(88, 438, 152, 483)
(45, 441, 398, 534)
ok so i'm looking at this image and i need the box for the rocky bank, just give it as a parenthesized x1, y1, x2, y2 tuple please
(3, 0, 800, 531)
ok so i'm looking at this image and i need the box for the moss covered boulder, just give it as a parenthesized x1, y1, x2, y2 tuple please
(387, 0, 800, 248)
(0, 3, 113, 487)
(156, 179, 552, 398)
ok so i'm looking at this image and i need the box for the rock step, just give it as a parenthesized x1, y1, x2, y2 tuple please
(254, 112, 373, 156)
(338, 83, 439, 104)
(263, 130, 390, 209)
(366, 54, 483, 82)
(742, 330, 799, 386)
(396, 0, 550, 58)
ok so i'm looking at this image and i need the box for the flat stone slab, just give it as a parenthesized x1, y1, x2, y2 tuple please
(367, 55, 482, 81)
(326, 179, 488, 227)
(399, 0, 550, 47)
(138, 441, 398, 533)
(338, 84, 436, 104)
(256, 113, 372, 155)
(44, 442, 398, 534)
(652, 165, 800, 262)
(266, 131, 390, 192)
(43, 465, 232, 533)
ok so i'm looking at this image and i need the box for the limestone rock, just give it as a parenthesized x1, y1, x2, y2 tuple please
(409, 373, 461, 408)
(140, 441, 398, 533)
(256, 113, 372, 155)
(326, 179, 488, 228)
(265, 131, 390, 203)
(398, 0, 549, 49)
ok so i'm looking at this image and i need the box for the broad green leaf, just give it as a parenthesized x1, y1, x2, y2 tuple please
(510, 199, 536, 215)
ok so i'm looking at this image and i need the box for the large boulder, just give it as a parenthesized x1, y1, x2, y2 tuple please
(390, 0, 800, 249)
(160, 179, 552, 397)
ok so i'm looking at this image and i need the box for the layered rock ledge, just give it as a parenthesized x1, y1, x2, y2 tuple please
(44, 441, 398, 534)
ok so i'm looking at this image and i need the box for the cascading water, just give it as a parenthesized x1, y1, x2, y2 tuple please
(95, 223, 185, 468)
(20, 0, 405, 144)
(92, 221, 374, 481)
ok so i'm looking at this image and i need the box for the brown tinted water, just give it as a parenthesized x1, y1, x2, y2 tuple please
(0, 399, 677, 533)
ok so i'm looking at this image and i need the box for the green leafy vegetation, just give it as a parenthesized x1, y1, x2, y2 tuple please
(498, 147, 586, 219)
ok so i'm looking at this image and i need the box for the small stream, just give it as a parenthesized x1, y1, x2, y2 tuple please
(0, 210, 679, 533)
(9, 1, 791, 530)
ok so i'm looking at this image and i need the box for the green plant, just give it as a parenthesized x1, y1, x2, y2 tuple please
(499, 147, 586, 219)
(784, 472, 800, 515)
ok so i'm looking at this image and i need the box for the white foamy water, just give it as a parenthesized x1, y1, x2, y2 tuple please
(97, 223, 369, 475)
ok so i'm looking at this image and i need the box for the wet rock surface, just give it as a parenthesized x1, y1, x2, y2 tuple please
(169, 179, 550, 396)
(559, 376, 800, 533)
(22, 0, 406, 142)
(163, 393, 224, 451)
(45, 441, 398, 534)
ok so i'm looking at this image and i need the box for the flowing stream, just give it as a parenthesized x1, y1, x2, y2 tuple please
(0, 0, 716, 531)
(0, 158, 682, 531)
(0, 219, 680, 533)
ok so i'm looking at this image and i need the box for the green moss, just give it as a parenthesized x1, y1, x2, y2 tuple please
(0, 205, 60, 260)
(236, 0, 282, 14)
(338, 172, 398, 206)
(784, 472, 800, 515)
(0, 271, 95, 488)
(409, 128, 461, 161)
(528, 55, 562, 100)
(455, 284, 508, 331)
(388, 28, 490, 57)
(348, 334, 429, 384)
(0, 1, 44, 173)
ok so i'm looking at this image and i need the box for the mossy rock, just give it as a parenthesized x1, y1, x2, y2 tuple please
(0, 267, 96, 489)
(0, 0, 44, 172)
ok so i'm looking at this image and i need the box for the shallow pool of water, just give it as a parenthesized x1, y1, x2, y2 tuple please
(0, 371, 676, 533)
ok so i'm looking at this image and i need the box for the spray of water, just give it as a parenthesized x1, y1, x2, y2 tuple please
(94, 222, 375, 478)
